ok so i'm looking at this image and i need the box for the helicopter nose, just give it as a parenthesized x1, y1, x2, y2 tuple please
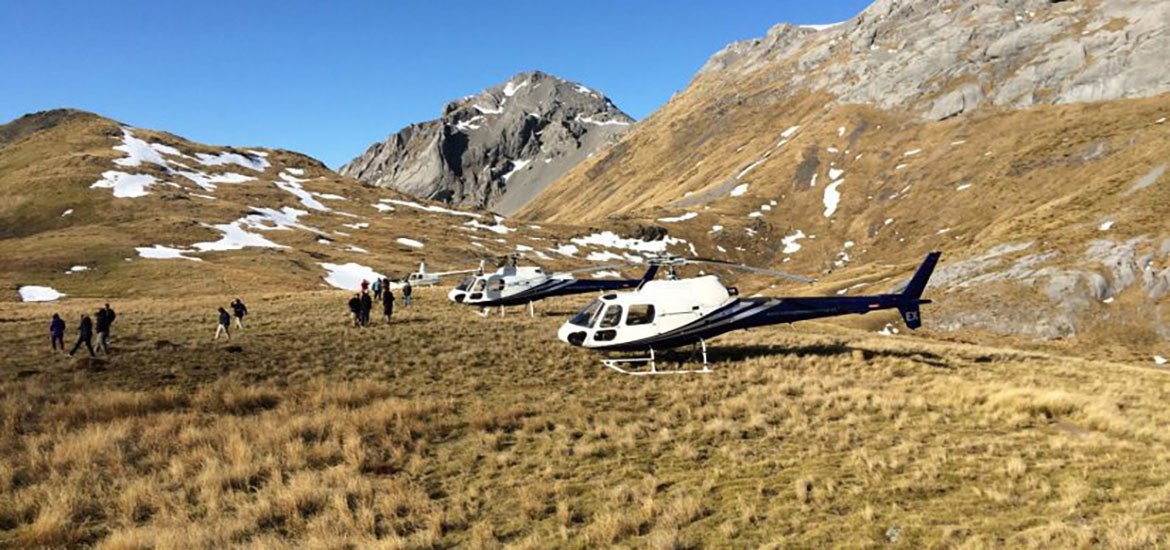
(557, 323, 587, 347)
(448, 290, 465, 303)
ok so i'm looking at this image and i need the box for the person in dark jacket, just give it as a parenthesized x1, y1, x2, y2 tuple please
(360, 279, 370, 293)
(402, 280, 413, 307)
(69, 314, 95, 357)
(360, 291, 373, 327)
(50, 314, 66, 352)
(348, 294, 362, 327)
(382, 286, 395, 323)
(215, 307, 232, 340)
(94, 303, 115, 354)
(230, 298, 248, 329)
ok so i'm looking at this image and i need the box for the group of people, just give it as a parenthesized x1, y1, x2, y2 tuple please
(215, 298, 248, 340)
(50, 303, 116, 357)
(348, 277, 412, 327)
(47, 278, 417, 353)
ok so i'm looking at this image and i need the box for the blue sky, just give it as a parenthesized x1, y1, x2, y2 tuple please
(0, 1, 870, 167)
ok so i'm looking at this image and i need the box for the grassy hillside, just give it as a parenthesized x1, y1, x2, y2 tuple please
(2, 291, 1169, 547)
(518, 68, 1170, 358)
(0, 110, 619, 301)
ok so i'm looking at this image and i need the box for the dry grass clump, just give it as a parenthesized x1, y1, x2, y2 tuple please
(2, 292, 1170, 546)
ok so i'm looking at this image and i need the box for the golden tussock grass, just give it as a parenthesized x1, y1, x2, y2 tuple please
(1, 289, 1170, 546)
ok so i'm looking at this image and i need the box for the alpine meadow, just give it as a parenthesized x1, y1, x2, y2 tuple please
(3, 0, 1170, 547)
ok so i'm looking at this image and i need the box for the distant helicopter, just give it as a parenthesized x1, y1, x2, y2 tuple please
(447, 254, 661, 316)
(557, 252, 941, 375)
(402, 260, 482, 287)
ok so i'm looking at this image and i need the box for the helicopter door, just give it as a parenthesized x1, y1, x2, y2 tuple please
(625, 305, 655, 326)
(467, 278, 487, 301)
(486, 276, 506, 297)
(593, 305, 623, 342)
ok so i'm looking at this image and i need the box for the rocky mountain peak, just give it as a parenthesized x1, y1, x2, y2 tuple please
(694, 0, 1170, 119)
(341, 71, 633, 215)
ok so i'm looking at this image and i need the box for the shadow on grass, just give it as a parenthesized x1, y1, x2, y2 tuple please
(643, 343, 954, 369)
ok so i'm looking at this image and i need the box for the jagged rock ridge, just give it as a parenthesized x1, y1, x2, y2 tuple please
(696, 0, 1170, 119)
(340, 71, 633, 215)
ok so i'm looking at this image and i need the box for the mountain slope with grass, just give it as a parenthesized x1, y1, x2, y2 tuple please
(340, 71, 633, 215)
(0, 109, 705, 303)
(519, 0, 1170, 361)
(0, 109, 609, 301)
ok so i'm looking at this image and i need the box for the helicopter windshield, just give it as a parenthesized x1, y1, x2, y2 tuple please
(455, 276, 475, 291)
(569, 299, 605, 327)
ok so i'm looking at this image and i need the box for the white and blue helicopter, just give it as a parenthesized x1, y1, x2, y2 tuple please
(557, 252, 941, 375)
(448, 254, 662, 316)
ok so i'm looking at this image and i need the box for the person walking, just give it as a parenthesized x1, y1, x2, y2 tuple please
(348, 294, 362, 327)
(49, 314, 66, 352)
(402, 279, 413, 307)
(360, 291, 373, 327)
(230, 298, 248, 329)
(382, 286, 395, 323)
(372, 278, 382, 301)
(69, 314, 95, 357)
(94, 303, 115, 354)
(215, 307, 232, 340)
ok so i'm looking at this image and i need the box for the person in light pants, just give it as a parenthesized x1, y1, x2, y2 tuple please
(215, 307, 232, 340)
(231, 298, 248, 329)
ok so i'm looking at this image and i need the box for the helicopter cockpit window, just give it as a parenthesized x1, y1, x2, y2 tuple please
(470, 279, 487, 293)
(599, 305, 623, 328)
(489, 278, 505, 292)
(626, 305, 655, 326)
(456, 276, 474, 291)
(570, 300, 604, 327)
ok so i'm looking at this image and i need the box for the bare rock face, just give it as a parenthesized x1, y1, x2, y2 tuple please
(340, 71, 633, 215)
(696, 0, 1170, 119)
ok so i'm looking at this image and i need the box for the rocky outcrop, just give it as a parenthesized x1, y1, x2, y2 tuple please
(696, 0, 1170, 119)
(341, 71, 633, 215)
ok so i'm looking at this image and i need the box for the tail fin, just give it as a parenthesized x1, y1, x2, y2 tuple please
(897, 252, 941, 330)
(637, 264, 661, 289)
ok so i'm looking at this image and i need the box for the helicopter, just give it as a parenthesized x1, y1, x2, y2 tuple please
(557, 252, 941, 375)
(447, 254, 662, 316)
(402, 260, 482, 287)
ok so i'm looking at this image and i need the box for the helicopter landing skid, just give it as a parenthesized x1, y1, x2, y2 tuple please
(601, 341, 712, 375)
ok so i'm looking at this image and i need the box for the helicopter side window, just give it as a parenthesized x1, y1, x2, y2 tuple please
(626, 305, 655, 326)
(570, 300, 603, 327)
(489, 278, 505, 292)
(471, 279, 486, 292)
(599, 305, 623, 329)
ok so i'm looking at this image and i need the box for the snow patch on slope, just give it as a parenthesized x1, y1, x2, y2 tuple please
(136, 245, 201, 261)
(823, 180, 844, 217)
(19, 286, 65, 302)
(91, 171, 158, 198)
(321, 263, 384, 291)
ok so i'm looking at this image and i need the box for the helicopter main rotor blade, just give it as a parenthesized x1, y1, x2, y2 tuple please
(554, 263, 635, 276)
(686, 258, 817, 284)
